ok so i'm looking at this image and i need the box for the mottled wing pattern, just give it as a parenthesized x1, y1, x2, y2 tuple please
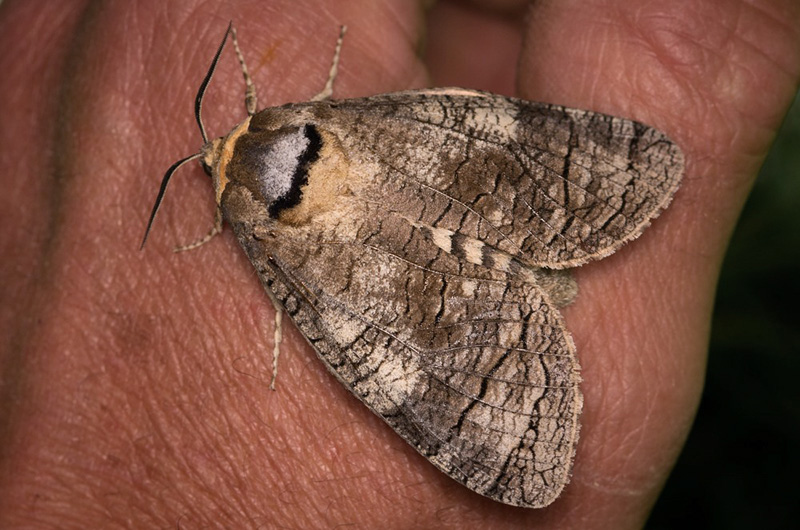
(331, 89, 684, 268)
(218, 88, 683, 508)
(222, 188, 581, 507)
(150, 26, 685, 510)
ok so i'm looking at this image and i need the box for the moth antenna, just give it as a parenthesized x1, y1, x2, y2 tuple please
(140, 153, 203, 250)
(195, 21, 233, 143)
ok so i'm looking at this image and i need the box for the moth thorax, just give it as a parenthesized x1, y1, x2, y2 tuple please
(222, 118, 354, 227)
(240, 124, 322, 219)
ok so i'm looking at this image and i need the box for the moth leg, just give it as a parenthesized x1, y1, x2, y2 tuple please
(173, 206, 223, 253)
(230, 25, 258, 116)
(259, 287, 284, 390)
(310, 25, 347, 102)
(270, 306, 283, 390)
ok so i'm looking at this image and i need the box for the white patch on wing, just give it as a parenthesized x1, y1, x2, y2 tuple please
(428, 226, 453, 253)
(462, 237, 485, 265)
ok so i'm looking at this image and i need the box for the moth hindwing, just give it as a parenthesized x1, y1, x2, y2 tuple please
(144, 25, 683, 509)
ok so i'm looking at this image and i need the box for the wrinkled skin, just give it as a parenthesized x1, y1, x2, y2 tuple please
(1, 0, 798, 528)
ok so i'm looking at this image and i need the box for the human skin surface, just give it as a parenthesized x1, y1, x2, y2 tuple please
(1, 0, 798, 528)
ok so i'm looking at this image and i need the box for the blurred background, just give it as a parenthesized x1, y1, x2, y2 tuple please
(648, 93, 800, 528)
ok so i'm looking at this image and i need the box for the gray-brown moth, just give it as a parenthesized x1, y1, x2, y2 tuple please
(143, 24, 683, 508)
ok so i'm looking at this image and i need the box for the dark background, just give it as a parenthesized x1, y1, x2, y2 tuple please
(648, 93, 800, 528)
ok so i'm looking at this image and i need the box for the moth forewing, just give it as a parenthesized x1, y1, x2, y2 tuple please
(146, 24, 683, 509)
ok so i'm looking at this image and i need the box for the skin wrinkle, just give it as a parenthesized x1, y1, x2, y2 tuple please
(657, 4, 794, 164)
(372, 0, 425, 59)
(585, 25, 614, 103)
(737, 0, 799, 74)
(344, 9, 428, 94)
(0, 1, 92, 459)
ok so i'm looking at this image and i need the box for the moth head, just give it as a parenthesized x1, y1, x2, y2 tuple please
(200, 117, 251, 209)
(140, 24, 346, 249)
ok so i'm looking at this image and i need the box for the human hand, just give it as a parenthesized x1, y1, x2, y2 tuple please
(1, 1, 797, 528)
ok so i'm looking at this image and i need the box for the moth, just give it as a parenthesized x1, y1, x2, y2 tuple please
(143, 24, 683, 508)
